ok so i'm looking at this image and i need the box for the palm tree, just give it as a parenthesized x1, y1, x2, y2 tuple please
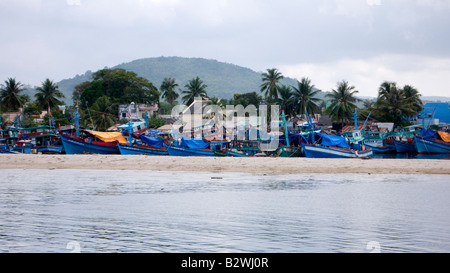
(402, 85, 423, 115)
(289, 77, 321, 118)
(160, 78, 179, 104)
(0, 78, 26, 111)
(91, 96, 116, 130)
(277, 85, 294, 118)
(325, 80, 360, 127)
(260, 68, 284, 102)
(35, 79, 65, 112)
(375, 81, 415, 126)
(182, 76, 208, 106)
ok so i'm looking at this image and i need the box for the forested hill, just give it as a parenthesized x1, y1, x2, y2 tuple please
(56, 56, 299, 104)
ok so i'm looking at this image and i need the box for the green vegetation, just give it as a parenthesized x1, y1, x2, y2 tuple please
(182, 76, 208, 105)
(289, 77, 321, 118)
(160, 78, 179, 105)
(325, 80, 360, 127)
(260, 68, 284, 103)
(35, 78, 65, 111)
(0, 57, 427, 131)
(0, 78, 27, 111)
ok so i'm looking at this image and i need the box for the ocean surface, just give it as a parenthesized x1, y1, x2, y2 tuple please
(0, 169, 449, 253)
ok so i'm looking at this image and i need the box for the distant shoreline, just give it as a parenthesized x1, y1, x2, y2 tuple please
(0, 154, 449, 175)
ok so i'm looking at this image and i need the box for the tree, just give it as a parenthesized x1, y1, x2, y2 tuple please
(182, 76, 208, 105)
(72, 81, 91, 105)
(325, 80, 359, 127)
(160, 78, 179, 104)
(276, 85, 294, 118)
(79, 68, 160, 108)
(289, 77, 321, 117)
(375, 81, 416, 126)
(91, 96, 116, 130)
(402, 85, 423, 115)
(0, 78, 26, 111)
(233, 92, 262, 108)
(260, 68, 284, 102)
(35, 79, 65, 111)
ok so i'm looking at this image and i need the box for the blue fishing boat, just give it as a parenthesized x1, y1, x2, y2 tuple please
(0, 143, 15, 154)
(301, 133, 373, 158)
(117, 143, 168, 156)
(301, 143, 373, 158)
(164, 137, 215, 157)
(275, 111, 304, 157)
(394, 140, 416, 153)
(363, 144, 394, 154)
(413, 129, 450, 154)
(213, 149, 247, 157)
(165, 144, 215, 157)
(415, 137, 450, 154)
(362, 131, 395, 154)
(60, 133, 121, 155)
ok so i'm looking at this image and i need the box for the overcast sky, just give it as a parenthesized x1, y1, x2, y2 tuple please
(1, 0, 449, 97)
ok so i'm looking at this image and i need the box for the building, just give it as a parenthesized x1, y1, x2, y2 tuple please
(118, 102, 158, 121)
(413, 102, 450, 130)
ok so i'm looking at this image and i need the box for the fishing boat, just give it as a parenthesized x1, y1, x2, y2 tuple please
(414, 129, 450, 154)
(394, 139, 415, 153)
(301, 133, 373, 158)
(19, 125, 64, 154)
(60, 131, 125, 155)
(117, 143, 168, 156)
(362, 131, 395, 153)
(0, 143, 16, 154)
(275, 111, 304, 157)
(117, 132, 169, 156)
(213, 149, 247, 157)
(275, 145, 303, 157)
(164, 137, 215, 157)
(165, 144, 215, 157)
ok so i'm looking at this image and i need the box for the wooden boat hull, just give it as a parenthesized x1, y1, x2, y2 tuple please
(60, 134, 120, 155)
(0, 146, 15, 154)
(165, 145, 215, 157)
(276, 146, 303, 157)
(364, 144, 395, 153)
(118, 144, 168, 156)
(213, 150, 248, 157)
(11, 144, 33, 154)
(301, 143, 373, 158)
(394, 140, 416, 153)
(36, 145, 64, 154)
(414, 136, 450, 154)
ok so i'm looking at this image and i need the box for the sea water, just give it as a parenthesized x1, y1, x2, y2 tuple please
(0, 169, 449, 253)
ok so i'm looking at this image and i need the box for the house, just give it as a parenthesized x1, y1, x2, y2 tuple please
(118, 102, 158, 121)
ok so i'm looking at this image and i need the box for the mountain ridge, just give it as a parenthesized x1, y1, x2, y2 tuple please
(22, 56, 450, 105)
(55, 56, 300, 104)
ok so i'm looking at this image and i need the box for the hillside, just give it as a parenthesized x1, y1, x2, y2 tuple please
(54, 57, 300, 104)
(44, 56, 450, 105)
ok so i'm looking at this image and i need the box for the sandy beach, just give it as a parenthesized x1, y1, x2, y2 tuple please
(0, 154, 449, 175)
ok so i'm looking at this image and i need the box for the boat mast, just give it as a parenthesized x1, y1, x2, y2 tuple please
(362, 112, 372, 132)
(353, 108, 358, 131)
(279, 111, 289, 147)
(74, 102, 80, 137)
(144, 111, 149, 128)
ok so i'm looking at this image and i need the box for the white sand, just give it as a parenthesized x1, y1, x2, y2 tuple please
(0, 154, 449, 175)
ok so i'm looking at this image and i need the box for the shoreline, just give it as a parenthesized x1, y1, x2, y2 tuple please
(0, 154, 449, 175)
